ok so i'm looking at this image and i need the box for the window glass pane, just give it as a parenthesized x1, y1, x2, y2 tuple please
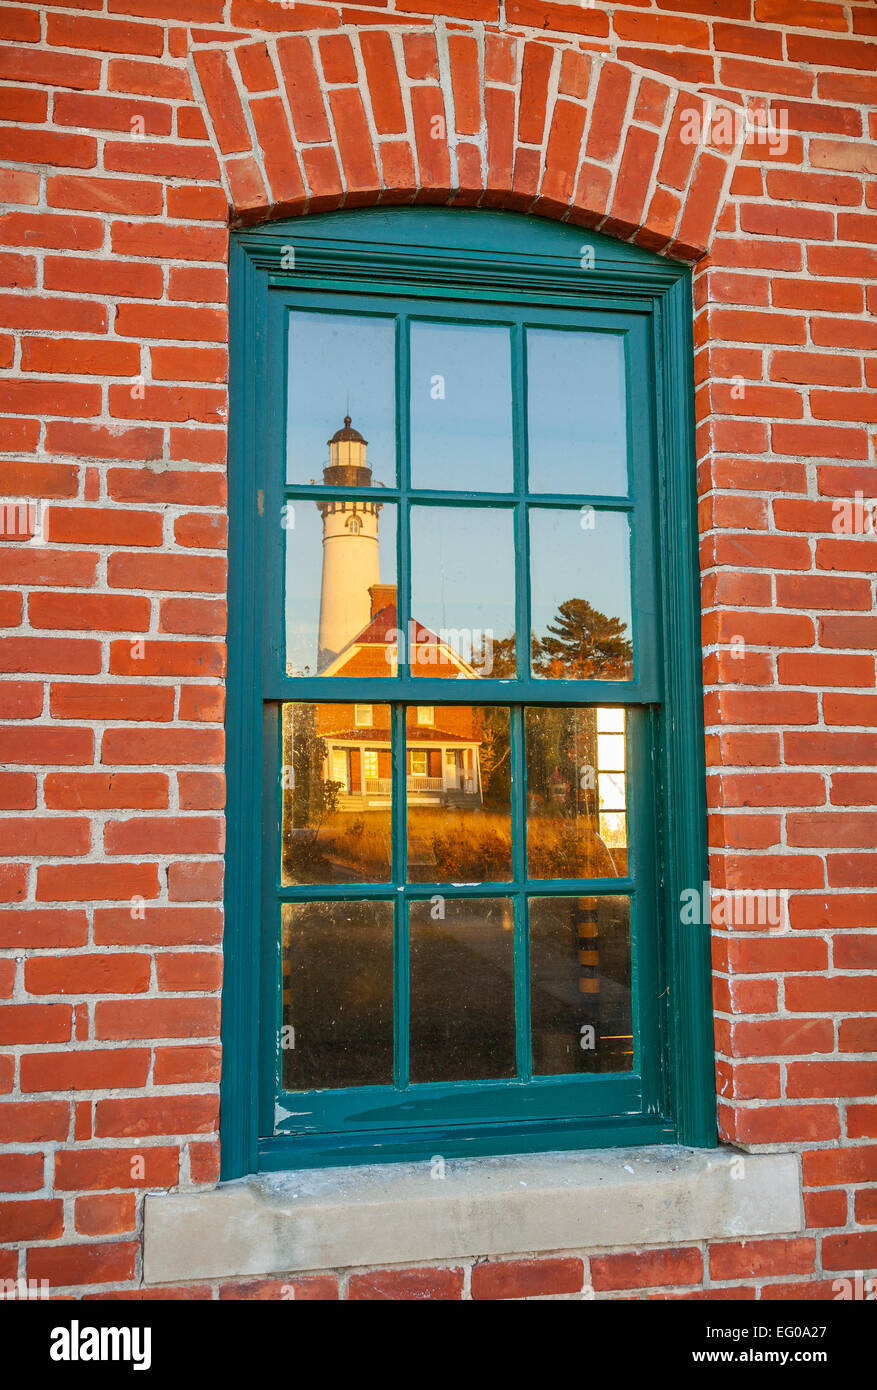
(409, 897, 516, 1083)
(286, 310, 396, 486)
(529, 895, 632, 1075)
(529, 508, 632, 681)
(285, 500, 397, 676)
(406, 705, 512, 882)
(526, 328, 627, 495)
(281, 900, 394, 1090)
(410, 321, 513, 492)
(410, 505, 516, 678)
(525, 706, 628, 878)
(281, 703, 392, 884)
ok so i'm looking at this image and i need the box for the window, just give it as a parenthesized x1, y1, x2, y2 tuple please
(225, 209, 712, 1176)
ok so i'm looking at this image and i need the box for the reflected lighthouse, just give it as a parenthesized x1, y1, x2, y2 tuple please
(316, 416, 382, 670)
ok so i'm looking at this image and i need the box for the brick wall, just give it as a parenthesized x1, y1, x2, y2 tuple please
(0, 0, 875, 1299)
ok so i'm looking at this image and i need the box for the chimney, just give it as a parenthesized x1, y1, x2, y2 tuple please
(369, 583, 396, 618)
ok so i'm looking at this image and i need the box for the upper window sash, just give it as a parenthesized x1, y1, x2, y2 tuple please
(260, 290, 661, 705)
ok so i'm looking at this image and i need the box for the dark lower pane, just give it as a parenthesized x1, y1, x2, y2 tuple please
(409, 897, 516, 1083)
(406, 705, 512, 882)
(529, 508, 633, 681)
(281, 703, 392, 884)
(410, 505, 516, 678)
(281, 900, 394, 1091)
(285, 498, 397, 677)
(525, 706, 628, 879)
(529, 895, 632, 1076)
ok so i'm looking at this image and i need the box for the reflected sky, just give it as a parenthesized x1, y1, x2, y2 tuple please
(410, 321, 513, 492)
(527, 328, 627, 496)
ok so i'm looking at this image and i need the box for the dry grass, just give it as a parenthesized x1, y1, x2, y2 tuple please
(283, 805, 627, 883)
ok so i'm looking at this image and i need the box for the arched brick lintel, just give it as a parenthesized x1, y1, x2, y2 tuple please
(190, 30, 742, 262)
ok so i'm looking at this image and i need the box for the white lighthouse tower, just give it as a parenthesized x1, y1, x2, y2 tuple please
(316, 416, 382, 670)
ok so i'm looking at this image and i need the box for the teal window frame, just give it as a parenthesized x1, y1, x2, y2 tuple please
(223, 208, 715, 1177)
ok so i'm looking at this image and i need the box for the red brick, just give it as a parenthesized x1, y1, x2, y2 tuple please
(105, 816, 222, 856)
(0, 771, 36, 810)
(470, 1256, 582, 1299)
(0, 817, 90, 858)
(75, 1193, 137, 1237)
(30, 594, 152, 634)
(95, 997, 220, 1040)
(107, 552, 225, 592)
(0, 1200, 64, 1243)
(0, 1098, 69, 1140)
(94, 906, 222, 947)
(168, 861, 223, 902)
(586, 62, 631, 165)
(591, 1247, 702, 1291)
(109, 468, 226, 506)
(21, 1048, 150, 1093)
(37, 863, 159, 903)
(50, 685, 174, 724)
(236, 41, 276, 93)
(277, 34, 330, 144)
(94, 1094, 218, 1138)
(154, 1044, 221, 1084)
(360, 30, 405, 135)
(0, 909, 88, 949)
(349, 1266, 465, 1300)
(0, 1153, 43, 1193)
(46, 421, 163, 462)
(215, 1274, 337, 1299)
(28, 1241, 138, 1287)
(53, 91, 172, 137)
(26, 953, 151, 996)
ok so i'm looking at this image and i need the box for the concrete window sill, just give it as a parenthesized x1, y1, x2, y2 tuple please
(143, 1145, 802, 1285)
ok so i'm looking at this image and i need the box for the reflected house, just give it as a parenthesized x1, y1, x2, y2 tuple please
(313, 416, 483, 810)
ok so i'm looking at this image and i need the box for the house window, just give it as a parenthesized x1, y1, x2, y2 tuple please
(225, 209, 711, 1175)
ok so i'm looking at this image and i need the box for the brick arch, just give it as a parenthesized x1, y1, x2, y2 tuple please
(190, 27, 742, 261)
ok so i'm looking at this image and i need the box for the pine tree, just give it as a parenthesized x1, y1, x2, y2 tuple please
(533, 598, 632, 679)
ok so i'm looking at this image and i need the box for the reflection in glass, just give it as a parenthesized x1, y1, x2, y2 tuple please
(285, 500, 396, 677)
(410, 506, 516, 678)
(286, 310, 396, 486)
(409, 897, 516, 1083)
(529, 895, 632, 1075)
(281, 703, 392, 884)
(281, 900, 394, 1090)
(525, 707, 628, 879)
(410, 321, 513, 492)
(405, 706, 512, 882)
(527, 328, 627, 495)
(529, 508, 632, 680)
